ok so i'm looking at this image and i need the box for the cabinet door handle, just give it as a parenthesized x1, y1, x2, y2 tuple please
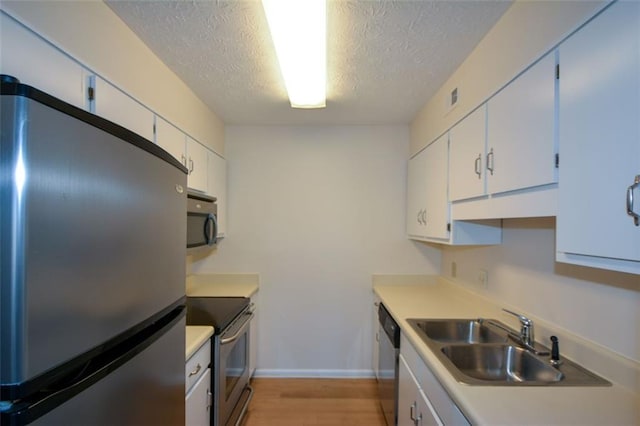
(181, 154, 187, 167)
(189, 363, 202, 377)
(422, 210, 427, 226)
(417, 210, 423, 225)
(474, 154, 482, 178)
(415, 412, 423, 426)
(188, 157, 194, 174)
(486, 148, 495, 175)
(410, 401, 417, 421)
(627, 175, 640, 226)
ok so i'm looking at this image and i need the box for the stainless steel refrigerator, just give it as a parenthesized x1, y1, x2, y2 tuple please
(1, 75, 187, 425)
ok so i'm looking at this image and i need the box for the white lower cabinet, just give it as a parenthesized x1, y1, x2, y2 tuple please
(398, 355, 442, 426)
(372, 294, 381, 381)
(185, 340, 212, 426)
(249, 292, 259, 378)
(186, 368, 211, 426)
(399, 333, 469, 426)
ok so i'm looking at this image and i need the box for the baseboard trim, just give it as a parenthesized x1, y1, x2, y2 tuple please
(254, 369, 375, 379)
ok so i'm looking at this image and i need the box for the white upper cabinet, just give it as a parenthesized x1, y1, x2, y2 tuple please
(155, 116, 209, 194)
(186, 136, 208, 194)
(0, 12, 85, 109)
(407, 134, 449, 241)
(424, 135, 450, 240)
(207, 151, 227, 237)
(486, 52, 557, 195)
(155, 116, 187, 166)
(407, 145, 430, 239)
(449, 105, 487, 202)
(89, 75, 155, 142)
(556, 1, 640, 274)
(409, 131, 502, 245)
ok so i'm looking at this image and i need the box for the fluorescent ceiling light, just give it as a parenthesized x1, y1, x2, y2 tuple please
(262, 0, 327, 109)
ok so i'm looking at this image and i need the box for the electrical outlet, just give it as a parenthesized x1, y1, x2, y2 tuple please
(477, 269, 488, 288)
(451, 261, 457, 278)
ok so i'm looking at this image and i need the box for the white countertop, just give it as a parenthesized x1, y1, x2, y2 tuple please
(374, 277, 640, 425)
(186, 274, 259, 298)
(185, 326, 214, 359)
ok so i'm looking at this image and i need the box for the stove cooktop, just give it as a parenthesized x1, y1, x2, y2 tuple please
(186, 297, 250, 334)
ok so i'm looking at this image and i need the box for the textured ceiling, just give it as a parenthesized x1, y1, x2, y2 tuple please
(106, 0, 512, 125)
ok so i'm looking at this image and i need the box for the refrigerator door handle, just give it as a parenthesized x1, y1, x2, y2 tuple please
(0, 306, 185, 425)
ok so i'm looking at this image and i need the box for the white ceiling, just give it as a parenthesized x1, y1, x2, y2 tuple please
(106, 0, 512, 125)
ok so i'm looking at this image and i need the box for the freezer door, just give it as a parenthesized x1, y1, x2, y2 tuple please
(28, 314, 186, 426)
(1, 88, 187, 388)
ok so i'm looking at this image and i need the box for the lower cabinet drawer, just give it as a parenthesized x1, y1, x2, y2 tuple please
(186, 340, 211, 394)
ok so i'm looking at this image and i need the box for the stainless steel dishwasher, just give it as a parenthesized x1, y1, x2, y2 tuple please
(378, 303, 400, 426)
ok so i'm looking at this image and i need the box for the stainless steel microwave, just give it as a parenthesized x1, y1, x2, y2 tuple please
(187, 191, 218, 252)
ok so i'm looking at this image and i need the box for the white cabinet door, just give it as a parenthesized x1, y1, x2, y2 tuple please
(398, 355, 419, 426)
(155, 116, 187, 167)
(0, 12, 85, 109)
(407, 148, 429, 238)
(416, 388, 442, 426)
(557, 1, 640, 273)
(186, 136, 208, 193)
(407, 135, 449, 241)
(372, 295, 380, 381)
(424, 134, 450, 240)
(487, 52, 557, 195)
(91, 76, 155, 142)
(449, 105, 486, 202)
(185, 368, 211, 426)
(208, 151, 227, 236)
(398, 355, 442, 426)
(249, 293, 258, 378)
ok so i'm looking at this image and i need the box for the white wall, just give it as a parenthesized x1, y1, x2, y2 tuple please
(410, 0, 607, 155)
(0, 1, 224, 154)
(190, 125, 441, 376)
(441, 218, 639, 362)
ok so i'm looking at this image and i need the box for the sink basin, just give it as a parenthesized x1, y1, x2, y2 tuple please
(408, 319, 507, 344)
(441, 344, 564, 383)
(406, 318, 611, 386)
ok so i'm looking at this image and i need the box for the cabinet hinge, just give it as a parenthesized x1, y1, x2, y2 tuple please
(555, 153, 559, 168)
(447, 223, 451, 232)
(87, 86, 95, 101)
(556, 64, 560, 79)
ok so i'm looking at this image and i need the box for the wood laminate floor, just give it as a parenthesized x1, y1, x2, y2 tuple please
(241, 378, 387, 426)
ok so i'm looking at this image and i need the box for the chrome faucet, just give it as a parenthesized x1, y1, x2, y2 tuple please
(502, 309, 534, 346)
(501, 309, 549, 356)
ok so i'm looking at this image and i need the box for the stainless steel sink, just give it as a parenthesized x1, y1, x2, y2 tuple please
(409, 319, 508, 344)
(406, 318, 611, 386)
(441, 344, 564, 383)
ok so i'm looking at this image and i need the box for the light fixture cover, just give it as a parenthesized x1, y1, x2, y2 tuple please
(262, 0, 327, 108)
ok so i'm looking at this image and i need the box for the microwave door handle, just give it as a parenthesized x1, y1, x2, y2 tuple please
(204, 214, 218, 246)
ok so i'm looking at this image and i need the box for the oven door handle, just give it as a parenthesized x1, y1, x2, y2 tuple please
(220, 312, 254, 345)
